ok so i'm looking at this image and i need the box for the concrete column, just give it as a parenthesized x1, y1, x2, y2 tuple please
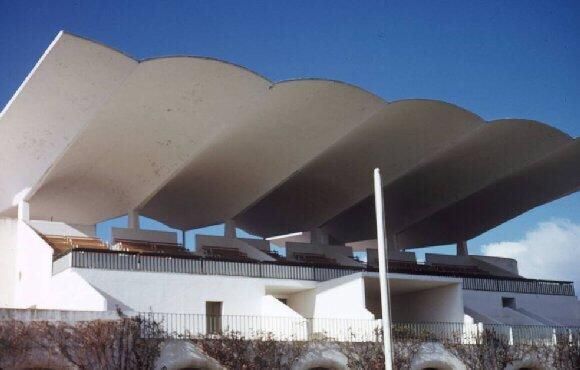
(310, 228, 329, 245)
(224, 220, 236, 239)
(128, 210, 140, 229)
(17, 201, 30, 221)
(456, 240, 468, 256)
(387, 234, 398, 255)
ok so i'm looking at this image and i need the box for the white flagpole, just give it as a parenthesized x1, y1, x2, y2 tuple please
(373, 168, 393, 369)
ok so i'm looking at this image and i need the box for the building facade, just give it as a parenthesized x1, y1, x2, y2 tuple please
(1, 31, 579, 369)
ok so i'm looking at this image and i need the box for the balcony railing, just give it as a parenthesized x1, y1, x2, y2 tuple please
(138, 312, 580, 345)
(462, 276, 576, 296)
(53, 249, 576, 296)
(53, 249, 363, 282)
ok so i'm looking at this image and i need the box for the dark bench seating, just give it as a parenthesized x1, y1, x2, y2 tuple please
(114, 239, 191, 257)
(382, 260, 489, 277)
(202, 246, 254, 262)
(266, 250, 286, 261)
(293, 252, 337, 266)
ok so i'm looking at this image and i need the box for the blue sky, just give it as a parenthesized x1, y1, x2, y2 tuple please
(1, 1, 578, 262)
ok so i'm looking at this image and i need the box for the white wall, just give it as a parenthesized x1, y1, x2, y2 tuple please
(425, 253, 519, 277)
(111, 227, 177, 244)
(28, 220, 96, 237)
(44, 270, 107, 311)
(391, 284, 464, 323)
(471, 255, 519, 276)
(0, 219, 57, 309)
(14, 221, 54, 308)
(0, 308, 122, 322)
(262, 295, 303, 317)
(288, 273, 373, 320)
(286, 242, 364, 267)
(285, 274, 379, 341)
(261, 295, 308, 339)
(241, 238, 270, 252)
(463, 290, 580, 326)
(366, 248, 416, 266)
(195, 234, 275, 261)
(1, 218, 110, 311)
(0, 219, 19, 307)
(425, 254, 475, 267)
(71, 268, 313, 315)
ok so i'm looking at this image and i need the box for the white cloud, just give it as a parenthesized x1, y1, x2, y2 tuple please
(481, 219, 580, 288)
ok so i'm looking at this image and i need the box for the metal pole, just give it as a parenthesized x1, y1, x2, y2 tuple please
(374, 168, 393, 369)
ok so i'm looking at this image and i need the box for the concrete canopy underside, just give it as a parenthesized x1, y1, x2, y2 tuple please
(1, 32, 578, 249)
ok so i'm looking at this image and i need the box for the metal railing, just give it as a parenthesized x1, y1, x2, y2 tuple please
(55, 249, 362, 282)
(138, 312, 580, 345)
(54, 250, 576, 295)
(462, 276, 575, 296)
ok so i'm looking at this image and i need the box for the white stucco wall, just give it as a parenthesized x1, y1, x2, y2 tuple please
(463, 289, 580, 326)
(286, 242, 363, 267)
(241, 237, 271, 252)
(471, 255, 519, 276)
(0, 219, 19, 307)
(45, 270, 107, 311)
(262, 295, 303, 318)
(0, 219, 60, 309)
(425, 253, 519, 277)
(366, 248, 416, 265)
(28, 220, 96, 237)
(72, 268, 313, 315)
(111, 227, 177, 243)
(14, 221, 54, 308)
(261, 295, 308, 339)
(195, 234, 275, 261)
(391, 283, 464, 323)
(288, 273, 373, 320)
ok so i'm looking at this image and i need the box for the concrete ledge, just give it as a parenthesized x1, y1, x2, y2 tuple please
(155, 340, 225, 370)
(410, 342, 466, 370)
(291, 343, 349, 370)
(0, 308, 130, 322)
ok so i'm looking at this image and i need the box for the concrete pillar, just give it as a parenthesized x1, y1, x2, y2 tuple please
(17, 201, 30, 221)
(224, 220, 236, 239)
(128, 210, 140, 229)
(456, 241, 468, 256)
(310, 228, 329, 245)
(387, 234, 399, 255)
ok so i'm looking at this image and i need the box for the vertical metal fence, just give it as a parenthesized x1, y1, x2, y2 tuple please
(55, 250, 576, 296)
(463, 277, 575, 296)
(138, 312, 580, 345)
(58, 250, 363, 282)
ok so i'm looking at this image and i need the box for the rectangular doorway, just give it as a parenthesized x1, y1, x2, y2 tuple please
(206, 301, 222, 334)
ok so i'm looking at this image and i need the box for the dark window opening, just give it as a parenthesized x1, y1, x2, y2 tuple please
(502, 297, 516, 309)
(206, 301, 222, 334)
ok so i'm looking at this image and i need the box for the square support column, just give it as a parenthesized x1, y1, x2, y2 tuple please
(18, 201, 30, 221)
(128, 210, 140, 229)
(456, 240, 468, 256)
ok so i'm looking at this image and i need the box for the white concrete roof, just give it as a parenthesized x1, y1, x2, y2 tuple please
(1, 32, 578, 248)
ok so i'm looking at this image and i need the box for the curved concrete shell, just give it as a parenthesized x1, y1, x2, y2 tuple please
(140, 79, 385, 229)
(322, 120, 577, 246)
(0, 32, 137, 216)
(235, 100, 485, 237)
(1, 31, 578, 249)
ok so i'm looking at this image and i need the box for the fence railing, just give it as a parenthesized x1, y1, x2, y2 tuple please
(55, 250, 364, 282)
(462, 276, 575, 296)
(138, 312, 580, 346)
(54, 250, 575, 295)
